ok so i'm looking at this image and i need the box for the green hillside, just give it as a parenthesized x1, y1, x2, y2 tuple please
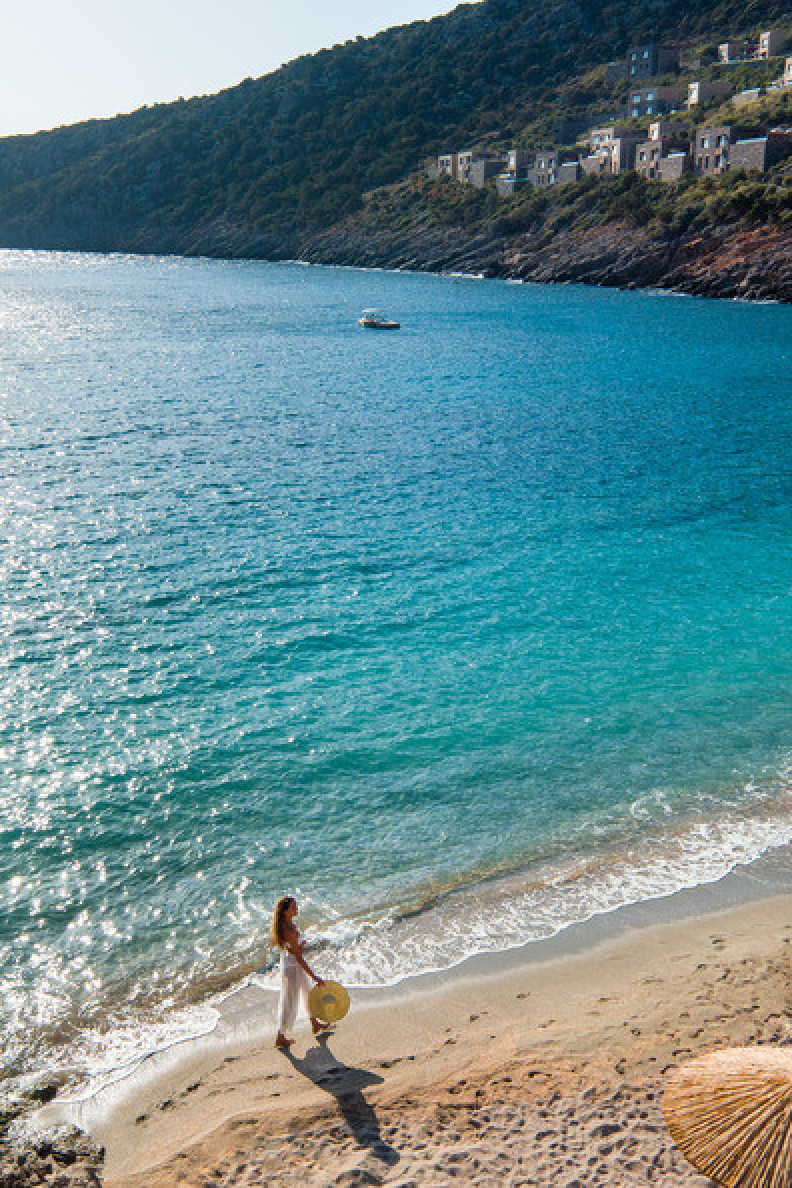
(0, 0, 789, 256)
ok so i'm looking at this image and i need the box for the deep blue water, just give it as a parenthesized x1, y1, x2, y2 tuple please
(3, 249, 792, 1082)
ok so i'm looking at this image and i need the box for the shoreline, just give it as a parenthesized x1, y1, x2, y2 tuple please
(20, 810, 792, 1109)
(298, 215, 792, 304)
(3, 240, 791, 306)
(34, 847, 792, 1183)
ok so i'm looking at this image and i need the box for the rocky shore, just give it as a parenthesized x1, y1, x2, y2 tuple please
(0, 1083, 103, 1188)
(3, 200, 790, 305)
(0, 1127, 103, 1188)
(299, 217, 792, 303)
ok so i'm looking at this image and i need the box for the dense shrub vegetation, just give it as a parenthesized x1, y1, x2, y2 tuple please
(362, 166, 792, 244)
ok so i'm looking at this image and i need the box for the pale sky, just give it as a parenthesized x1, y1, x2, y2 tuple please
(0, 1, 467, 138)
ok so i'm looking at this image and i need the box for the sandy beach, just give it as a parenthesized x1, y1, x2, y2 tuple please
(34, 876, 792, 1187)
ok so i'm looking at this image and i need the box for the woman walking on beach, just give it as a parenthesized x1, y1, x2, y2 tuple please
(272, 895, 329, 1050)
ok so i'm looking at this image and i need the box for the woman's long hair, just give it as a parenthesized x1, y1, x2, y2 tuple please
(271, 895, 295, 949)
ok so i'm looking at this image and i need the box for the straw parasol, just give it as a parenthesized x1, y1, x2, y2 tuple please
(663, 1047, 792, 1187)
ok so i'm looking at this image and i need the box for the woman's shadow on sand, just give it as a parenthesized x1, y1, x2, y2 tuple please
(283, 1034, 399, 1167)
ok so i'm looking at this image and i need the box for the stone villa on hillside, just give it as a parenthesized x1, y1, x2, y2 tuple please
(437, 26, 792, 193)
(606, 42, 678, 82)
(627, 84, 682, 119)
(494, 149, 582, 193)
(439, 121, 792, 193)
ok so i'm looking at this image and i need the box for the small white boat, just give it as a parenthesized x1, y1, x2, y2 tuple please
(358, 308, 400, 329)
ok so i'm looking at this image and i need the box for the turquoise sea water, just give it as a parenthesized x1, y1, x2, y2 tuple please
(3, 249, 792, 1086)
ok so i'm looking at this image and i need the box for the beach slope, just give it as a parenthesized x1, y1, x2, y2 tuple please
(55, 893, 792, 1186)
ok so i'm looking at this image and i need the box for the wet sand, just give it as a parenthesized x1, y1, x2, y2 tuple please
(40, 886, 792, 1186)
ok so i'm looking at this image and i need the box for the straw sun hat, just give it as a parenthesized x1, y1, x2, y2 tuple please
(663, 1047, 792, 1187)
(308, 980, 350, 1024)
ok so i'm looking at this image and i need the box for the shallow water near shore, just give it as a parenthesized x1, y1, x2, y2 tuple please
(3, 249, 792, 1091)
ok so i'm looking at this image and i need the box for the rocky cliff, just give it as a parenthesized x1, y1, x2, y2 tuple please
(299, 217, 792, 303)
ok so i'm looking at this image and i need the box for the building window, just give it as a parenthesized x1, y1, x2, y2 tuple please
(702, 137, 710, 148)
(643, 49, 650, 58)
(647, 91, 655, 100)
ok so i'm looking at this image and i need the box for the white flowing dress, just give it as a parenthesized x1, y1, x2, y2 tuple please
(277, 930, 312, 1034)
